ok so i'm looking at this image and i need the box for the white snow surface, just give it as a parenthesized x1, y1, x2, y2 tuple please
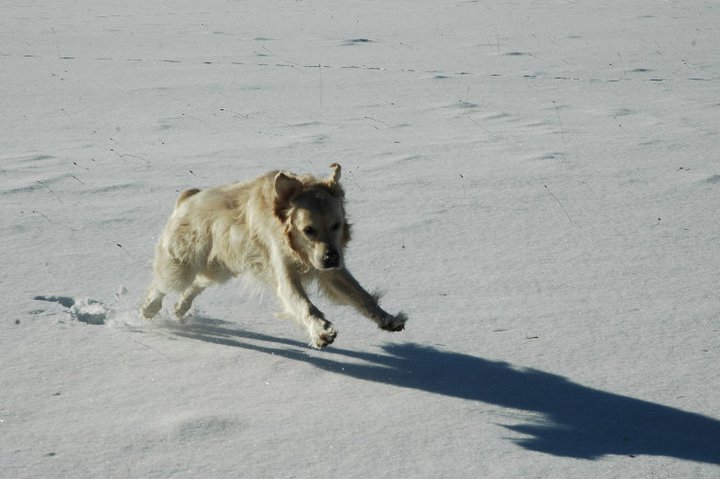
(2, 1, 720, 477)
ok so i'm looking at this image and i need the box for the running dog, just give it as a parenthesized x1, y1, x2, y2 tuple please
(141, 163, 407, 348)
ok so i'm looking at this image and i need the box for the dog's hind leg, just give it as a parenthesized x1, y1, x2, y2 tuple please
(174, 276, 210, 320)
(142, 242, 195, 320)
(141, 284, 166, 319)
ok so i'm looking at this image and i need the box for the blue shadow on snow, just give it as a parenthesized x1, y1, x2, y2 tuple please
(172, 317, 720, 464)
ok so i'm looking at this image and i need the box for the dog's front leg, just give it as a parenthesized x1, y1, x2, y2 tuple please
(271, 252, 337, 348)
(320, 269, 407, 332)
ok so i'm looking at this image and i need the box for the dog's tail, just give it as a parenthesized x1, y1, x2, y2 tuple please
(175, 188, 201, 208)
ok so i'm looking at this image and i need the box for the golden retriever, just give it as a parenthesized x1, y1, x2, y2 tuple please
(141, 163, 407, 348)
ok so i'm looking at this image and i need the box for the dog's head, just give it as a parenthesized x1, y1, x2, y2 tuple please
(273, 163, 351, 270)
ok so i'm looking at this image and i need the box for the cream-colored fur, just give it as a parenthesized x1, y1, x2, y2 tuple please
(141, 163, 407, 348)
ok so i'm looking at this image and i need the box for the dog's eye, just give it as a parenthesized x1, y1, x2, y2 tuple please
(332, 222, 341, 232)
(303, 226, 316, 236)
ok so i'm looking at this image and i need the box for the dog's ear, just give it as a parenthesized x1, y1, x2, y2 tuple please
(323, 163, 345, 197)
(328, 163, 341, 184)
(274, 172, 303, 220)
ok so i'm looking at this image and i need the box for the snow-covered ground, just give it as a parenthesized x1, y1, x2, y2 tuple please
(2, 1, 719, 477)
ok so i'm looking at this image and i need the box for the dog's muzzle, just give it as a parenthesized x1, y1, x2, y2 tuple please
(322, 249, 341, 269)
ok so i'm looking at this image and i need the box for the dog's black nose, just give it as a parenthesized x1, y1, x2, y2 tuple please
(322, 249, 340, 269)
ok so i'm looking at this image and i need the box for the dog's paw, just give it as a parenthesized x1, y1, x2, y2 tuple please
(309, 320, 338, 349)
(174, 301, 191, 320)
(141, 299, 162, 320)
(379, 312, 408, 332)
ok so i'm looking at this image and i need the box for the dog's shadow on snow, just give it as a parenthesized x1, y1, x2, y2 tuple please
(173, 316, 720, 464)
